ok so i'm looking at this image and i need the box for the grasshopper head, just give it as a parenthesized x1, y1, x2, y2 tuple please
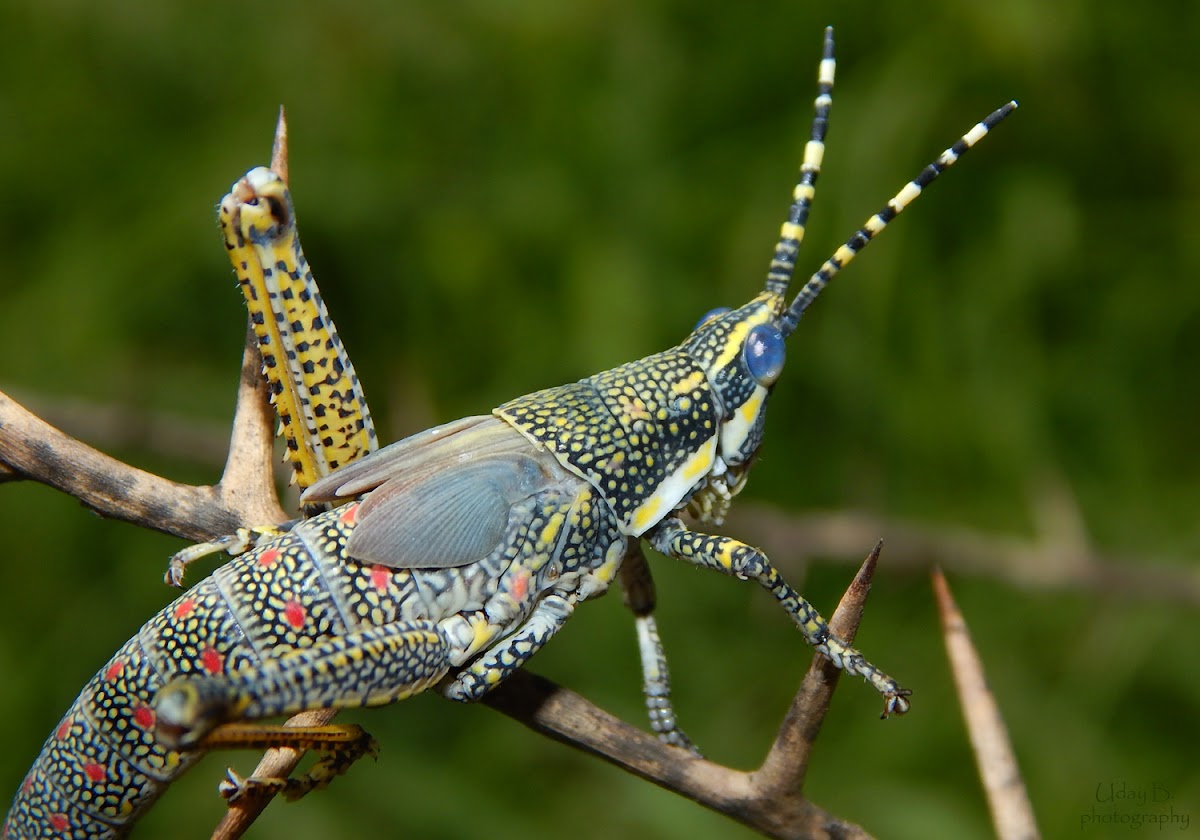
(682, 291, 786, 477)
(681, 27, 1014, 519)
(220, 166, 295, 247)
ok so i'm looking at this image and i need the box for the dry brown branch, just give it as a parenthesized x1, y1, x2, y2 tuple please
(0, 329, 285, 541)
(1, 391, 234, 471)
(933, 569, 1040, 840)
(483, 546, 888, 840)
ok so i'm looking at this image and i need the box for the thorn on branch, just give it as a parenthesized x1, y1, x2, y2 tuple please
(271, 107, 289, 185)
(933, 569, 1041, 840)
(757, 541, 883, 795)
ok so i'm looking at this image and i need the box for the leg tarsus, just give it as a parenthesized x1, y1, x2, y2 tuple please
(634, 612, 701, 755)
(645, 670, 702, 755)
(219, 768, 266, 804)
(208, 723, 380, 804)
(165, 523, 295, 587)
(881, 688, 912, 719)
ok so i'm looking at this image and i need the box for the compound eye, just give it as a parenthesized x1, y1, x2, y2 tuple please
(743, 324, 785, 386)
(693, 306, 732, 331)
(264, 195, 290, 227)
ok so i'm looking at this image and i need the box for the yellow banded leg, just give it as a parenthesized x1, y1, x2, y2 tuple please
(647, 517, 911, 718)
(199, 722, 380, 803)
(155, 621, 451, 749)
(219, 168, 377, 492)
(164, 524, 294, 587)
(618, 543, 698, 753)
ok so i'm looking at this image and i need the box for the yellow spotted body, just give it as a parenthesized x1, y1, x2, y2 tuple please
(6, 26, 1018, 840)
(7, 498, 610, 838)
(497, 348, 721, 537)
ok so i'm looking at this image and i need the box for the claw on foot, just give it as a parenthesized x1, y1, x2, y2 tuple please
(212, 725, 380, 804)
(880, 689, 913, 719)
(219, 769, 255, 804)
(660, 730, 704, 758)
(164, 525, 292, 587)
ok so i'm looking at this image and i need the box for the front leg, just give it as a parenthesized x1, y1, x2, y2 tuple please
(647, 517, 911, 718)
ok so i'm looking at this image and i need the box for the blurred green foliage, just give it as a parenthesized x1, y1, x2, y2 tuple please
(1, 1, 1197, 838)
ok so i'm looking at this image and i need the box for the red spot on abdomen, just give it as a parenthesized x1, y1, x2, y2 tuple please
(283, 600, 307, 629)
(201, 647, 223, 675)
(105, 659, 125, 681)
(370, 564, 390, 594)
(257, 547, 280, 567)
(132, 705, 155, 730)
(49, 814, 69, 832)
(340, 503, 359, 525)
(56, 718, 71, 740)
(83, 763, 107, 783)
(22, 774, 34, 794)
(173, 598, 196, 619)
(510, 572, 528, 603)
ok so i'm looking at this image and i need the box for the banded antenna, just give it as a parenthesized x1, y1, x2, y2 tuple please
(765, 26, 836, 297)
(767, 28, 1017, 337)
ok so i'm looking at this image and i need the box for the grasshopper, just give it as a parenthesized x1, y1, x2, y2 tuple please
(4, 28, 1015, 839)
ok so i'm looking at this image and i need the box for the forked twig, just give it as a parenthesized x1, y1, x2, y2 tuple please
(757, 541, 883, 794)
(482, 546, 890, 840)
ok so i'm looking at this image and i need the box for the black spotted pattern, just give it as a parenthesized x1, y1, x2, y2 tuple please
(496, 348, 719, 528)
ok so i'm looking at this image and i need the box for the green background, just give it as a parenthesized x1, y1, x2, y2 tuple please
(1, 1, 1196, 838)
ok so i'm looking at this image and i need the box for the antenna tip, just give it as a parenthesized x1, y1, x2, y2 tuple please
(983, 100, 1019, 131)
